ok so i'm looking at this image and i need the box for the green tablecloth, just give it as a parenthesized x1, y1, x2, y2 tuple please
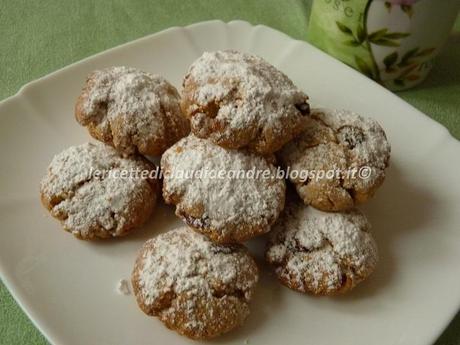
(0, 1, 459, 344)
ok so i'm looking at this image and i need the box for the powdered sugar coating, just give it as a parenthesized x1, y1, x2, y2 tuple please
(181, 50, 310, 154)
(116, 279, 131, 296)
(266, 200, 378, 295)
(75, 66, 189, 156)
(131, 227, 258, 339)
(161, 135, 286, 243)
(279, 108, 391, 211)
(40, 142, 158, 239)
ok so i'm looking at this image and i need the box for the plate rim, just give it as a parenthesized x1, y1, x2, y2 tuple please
(1, 19, 459, 345)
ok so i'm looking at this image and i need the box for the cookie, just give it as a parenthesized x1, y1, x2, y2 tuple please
(266, 198, 378, 295)
(131, 227, 259, 340)
(161, 135, 286, 244)
(40, 142, 159, 239)
(181, 50, 310, 154)
(279, 108, 391, 211)
(75, 66, 189, 156)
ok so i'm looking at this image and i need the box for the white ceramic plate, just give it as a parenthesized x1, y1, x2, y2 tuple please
(1, 20, 460, 345)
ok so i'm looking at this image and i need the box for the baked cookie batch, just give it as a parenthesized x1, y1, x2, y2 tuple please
(161, 135, 286, 244)
(266, 194, 378, 295)
(40, 142, 159, 239)
(40, 50, 391, 340)
(75, 66, 189, 156)
(181, 50, 310, 154)
(279, 108, 390, 211)
(131, 227, 258, 339)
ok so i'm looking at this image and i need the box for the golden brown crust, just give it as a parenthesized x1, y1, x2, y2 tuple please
(176, 205, 282, 244)
(161, 135, 286, 244)
(131, 228, 259, 339)
(40, 142, 159, 240)
(181, 50, 310, 155)
(75, 66, 190, 156)
(266, 198, 378, 296)
(278, 108, 390, 211)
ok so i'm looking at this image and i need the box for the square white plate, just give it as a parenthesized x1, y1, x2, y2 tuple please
(1, 20, 460, 345)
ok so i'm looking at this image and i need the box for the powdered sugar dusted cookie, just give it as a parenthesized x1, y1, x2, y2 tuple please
(181, 50, 310, 154)
(131, 227, 258, 340)
(161, 135, 286, 244)
(279, 108, 391, 211)
(266, 199, 378, 295)
(75, 66, 189, 156)
(40, 142, 159, 240)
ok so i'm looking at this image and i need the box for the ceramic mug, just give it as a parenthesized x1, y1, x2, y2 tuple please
(307, 0, 460, 90)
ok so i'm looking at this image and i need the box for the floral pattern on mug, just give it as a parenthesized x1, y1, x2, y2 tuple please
(382, 0, 420, 5)
(381, 0, 421, 16)
(307, 0, 460, 90)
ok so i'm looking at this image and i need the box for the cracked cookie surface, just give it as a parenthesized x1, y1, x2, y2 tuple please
(75, 66, 189, 156)
(40, 142, 159, 239)
(131, 227, 259, 340)
(161, 135, 286, 244)
(181, 50, 310, 154)
(279, 108, 391, 211)
(266, 197, 378, 295)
